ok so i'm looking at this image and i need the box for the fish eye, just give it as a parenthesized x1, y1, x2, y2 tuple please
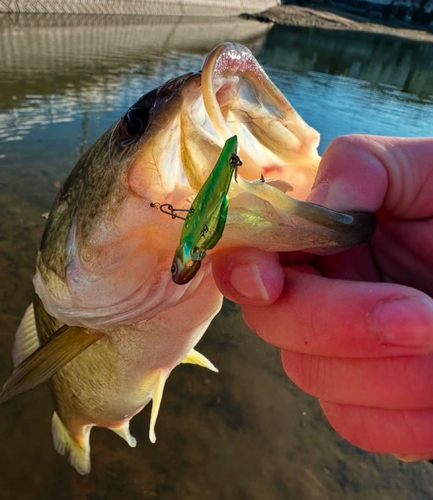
(171, 264, 177, 275)
(229, 154, 242, 167)
(121, 106, 151, 147)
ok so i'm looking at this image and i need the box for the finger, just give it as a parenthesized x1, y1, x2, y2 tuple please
(278, 251, 313, 266)
(243, 266, 433, 358)
(369, 217, 433, 298)
(212, 247, 285, 306)
(320, 401, 433, 457)
(282, 351, 433, 410)
(315, 243, 381, 282)
(308, 135, 433, 218)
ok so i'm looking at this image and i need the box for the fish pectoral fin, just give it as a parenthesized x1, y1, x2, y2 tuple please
(52, 412, 92, 475)
(110, 422, 137, 448)
(181, 349, 218, 373)
(0, 325, 103, 404)
(12, 303, 40, 368)
(149, 368, 169, 444)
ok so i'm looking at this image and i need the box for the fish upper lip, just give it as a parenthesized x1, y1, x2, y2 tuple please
(207, 42, 257, 79)
(201, 43, 264, 141)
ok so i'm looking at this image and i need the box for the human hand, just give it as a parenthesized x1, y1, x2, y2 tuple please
(212, 135, 433, 461)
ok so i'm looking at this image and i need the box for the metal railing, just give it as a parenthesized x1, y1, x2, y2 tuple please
(0, 0, 279, 15)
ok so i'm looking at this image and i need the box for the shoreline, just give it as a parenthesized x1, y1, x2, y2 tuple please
(243, 4, 433, 43)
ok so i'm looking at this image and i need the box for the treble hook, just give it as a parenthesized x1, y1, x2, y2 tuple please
(150, 202, 192, 221)
(230, 153, 242, 183)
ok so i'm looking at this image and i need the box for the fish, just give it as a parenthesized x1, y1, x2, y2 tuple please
(0, 42, 376, 474)
(171, 135, 242, 285)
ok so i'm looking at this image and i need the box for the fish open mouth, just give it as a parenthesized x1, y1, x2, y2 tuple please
(133, 42, 320, 201)
(129, 42, 376, 255)
(200, 42, 321, 200)
(193, 43, 376, 254)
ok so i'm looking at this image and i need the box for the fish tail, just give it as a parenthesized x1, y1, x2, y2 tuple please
(51, 412, 92, 475)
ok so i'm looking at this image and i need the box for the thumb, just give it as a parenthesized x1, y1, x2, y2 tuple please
(307, 135, 433, 219)
(212, 248, 284, 306)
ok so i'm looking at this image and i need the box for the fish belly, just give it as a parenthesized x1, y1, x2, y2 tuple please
(50, 272, 222, 474)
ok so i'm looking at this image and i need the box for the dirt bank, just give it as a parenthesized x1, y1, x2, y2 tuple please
(244, 4, 433, 43)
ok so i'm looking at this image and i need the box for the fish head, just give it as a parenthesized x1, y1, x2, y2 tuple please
(37, 42, 376, 327)
(125, 42, 321, 204)
(125, 42, 375, 255)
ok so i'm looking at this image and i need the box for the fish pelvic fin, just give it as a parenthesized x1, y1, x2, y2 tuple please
(181, 348, 218, 373)
(110, 422, 137, 448)
(52, 412, 92, 475)
(149, 368, 169, 444)
(0, 325, 103, 404)
(12, 303, 40, 368)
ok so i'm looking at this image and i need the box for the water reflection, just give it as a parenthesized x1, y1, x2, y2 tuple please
(256, 24, 433, 150)
(0, 14, 270, 143)
(260, 25, 433, 100)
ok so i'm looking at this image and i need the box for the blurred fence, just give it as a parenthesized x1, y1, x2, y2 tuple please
(0, 0, 279, 15)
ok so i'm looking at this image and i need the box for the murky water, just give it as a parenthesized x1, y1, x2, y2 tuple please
(1, 13, 433, 500)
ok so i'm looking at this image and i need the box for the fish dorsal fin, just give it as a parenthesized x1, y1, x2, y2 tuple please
(149, 368, 169, 444)
(12, 303, 40, 368)
(0, 325, 103, 404)
(181, 348, 218, 373)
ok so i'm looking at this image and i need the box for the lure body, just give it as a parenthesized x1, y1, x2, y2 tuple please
(171, 135, 241, 285)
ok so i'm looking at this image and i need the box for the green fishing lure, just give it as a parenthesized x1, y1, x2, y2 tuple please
(171, 135, 242, 285)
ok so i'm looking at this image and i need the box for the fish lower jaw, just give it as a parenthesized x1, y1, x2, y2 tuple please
(33, 259, 214, 330)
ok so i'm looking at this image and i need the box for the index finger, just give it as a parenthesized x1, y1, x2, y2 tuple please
(243, 266, 433, 358)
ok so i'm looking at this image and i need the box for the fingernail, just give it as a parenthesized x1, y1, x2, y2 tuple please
(394, 454, 424, 462)
(307, 180, 353, 211)
(370, 297, 433, 347)
(230, 264, 269, 301)
(307, 182, 329, 205)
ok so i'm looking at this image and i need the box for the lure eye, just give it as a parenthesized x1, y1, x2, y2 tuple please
(229, 154, 242, 167)
(171, 264, 177, 275)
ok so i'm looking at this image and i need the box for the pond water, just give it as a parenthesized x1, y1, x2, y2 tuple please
(1, 13, 433, 500)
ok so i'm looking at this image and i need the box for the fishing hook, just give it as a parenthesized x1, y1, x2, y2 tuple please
(230, 153, 242, 183)
(150, 202, 193, 221)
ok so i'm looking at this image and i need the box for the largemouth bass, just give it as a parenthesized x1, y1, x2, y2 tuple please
(1, 43, 376, 474)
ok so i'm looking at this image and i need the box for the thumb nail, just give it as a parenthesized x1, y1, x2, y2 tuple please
(307, 182, 329, 205)
(230, 264, 270, 302)
(307, 180, 355, 211)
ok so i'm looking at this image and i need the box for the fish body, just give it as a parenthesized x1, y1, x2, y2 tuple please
(1, 43, 376, 474)
(172, 135, 241, 284)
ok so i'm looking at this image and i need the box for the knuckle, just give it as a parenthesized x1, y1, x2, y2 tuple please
(327, 134, 366, 152)
(282, 351, 325, 398)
